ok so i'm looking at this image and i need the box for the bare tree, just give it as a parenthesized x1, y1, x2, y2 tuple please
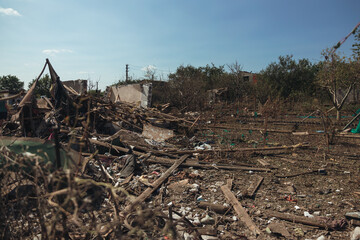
(143, 65, 157, 81)
(317, 49, 359, 121)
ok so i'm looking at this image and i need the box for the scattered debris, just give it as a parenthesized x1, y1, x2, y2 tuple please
(1, 59, 360, 239)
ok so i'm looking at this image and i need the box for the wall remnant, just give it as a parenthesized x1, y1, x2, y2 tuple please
(107, 83, 152, 108)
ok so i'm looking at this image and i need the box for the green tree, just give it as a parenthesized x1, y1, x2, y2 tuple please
(28, 74, 52, 98)
(351, 25, 360, 59)
(257, 55, 318, 102)
(167, 65, 206, 110)
(0, 75, 24, 94)
(164, 63, 251, 109)
(200, 63, 226, 90)
(226, 61, 250, 101)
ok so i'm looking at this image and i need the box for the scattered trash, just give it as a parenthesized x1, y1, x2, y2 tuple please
(304, 211, 314, 218)
(284, 195, 298, 202)
(194, 143, 212, 151)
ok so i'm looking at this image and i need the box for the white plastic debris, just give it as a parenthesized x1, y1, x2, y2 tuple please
(267, 217, 277, 224)
(183, 232, 194, 240)
(192, 216, 200, 225)
(200, 215, 215, 225)
(350, 227, 360, 240)
(190, 183, 200, 193)
(304, 211, 314, 218)
(195, 143, 212, 151)
(313, 211, 321, 216)
(22, 152, 37, 158)
(294, 205, 300, 210)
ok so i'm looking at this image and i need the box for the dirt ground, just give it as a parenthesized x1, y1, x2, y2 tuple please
(176, 106, 360, 239)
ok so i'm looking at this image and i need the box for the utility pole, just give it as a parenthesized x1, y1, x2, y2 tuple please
(126, 64, 129, 82)
(96, 80, 99, 97)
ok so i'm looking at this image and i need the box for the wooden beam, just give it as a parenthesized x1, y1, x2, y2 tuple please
(145, 157, 271, 172)
(265, 210, 329, 229)
(244, 175, 264, 198)
(198, 202, 230, 214)
(124, 155, 189, 213)
(221, 184, 262, 236)
(164, 143, 309, 155)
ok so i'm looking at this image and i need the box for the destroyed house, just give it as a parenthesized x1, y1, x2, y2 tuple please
(62, 80, 88, 95)
(242, 71, 257, 84)
(107, 83, 152, 108)
(12, 59, 77, 137)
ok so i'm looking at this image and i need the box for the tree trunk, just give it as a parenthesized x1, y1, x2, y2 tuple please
(336, 109, 340, 121)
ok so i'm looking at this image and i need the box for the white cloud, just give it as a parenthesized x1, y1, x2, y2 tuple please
(0, 7, 21, 16)
(42, 49, 73, 56)
(141, 65, 157, 71)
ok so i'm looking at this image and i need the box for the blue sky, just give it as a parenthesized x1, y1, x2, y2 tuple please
(0, 0, 359, 90)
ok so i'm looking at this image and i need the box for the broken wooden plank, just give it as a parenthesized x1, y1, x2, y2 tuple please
(201, 125, 360, 139)
(89, 138, 178, 158)
(90, 138, 130, 153)
(292, 131, 309, 136)
(165, 143, 309, 154)
(124, 155, 189, 212)
(244, 175, 264, 198)
(257, 159, 270, 167)
(275, 169, 326, 178)
(88, 140, 271, 172)
(198, 202, 230, 214)
(221, 184, 262, 236)
(145, 157, 271, 172)
(265, 210, 346, 230)
(343, 111, 360, 130)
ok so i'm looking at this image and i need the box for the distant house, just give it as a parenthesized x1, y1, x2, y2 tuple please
(242, 71, 257, 84)
(106, 83, 152, 108)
